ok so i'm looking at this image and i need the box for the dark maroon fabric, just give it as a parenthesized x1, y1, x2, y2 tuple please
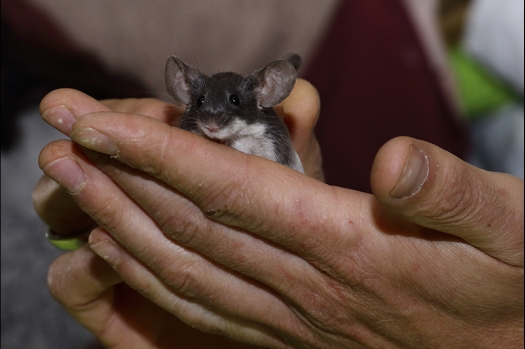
(303, 0, 468, 192)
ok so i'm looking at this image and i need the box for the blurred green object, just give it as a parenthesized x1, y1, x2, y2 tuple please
(449, 47, 519, 119)
(46, 229, 89, 250)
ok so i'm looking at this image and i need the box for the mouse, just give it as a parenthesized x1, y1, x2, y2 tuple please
(164, 53, 304, 173)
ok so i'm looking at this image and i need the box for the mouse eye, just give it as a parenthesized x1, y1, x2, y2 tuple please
(229, 94, 240, 106)
(196, 95, 205, 107)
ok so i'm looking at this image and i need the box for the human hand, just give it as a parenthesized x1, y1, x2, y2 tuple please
(37, 83, 523, 348)
(35, 80, 322, 348)
(34, 79, 323, 235)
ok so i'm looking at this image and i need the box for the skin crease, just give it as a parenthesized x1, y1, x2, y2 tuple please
(33, 80, 523, 348)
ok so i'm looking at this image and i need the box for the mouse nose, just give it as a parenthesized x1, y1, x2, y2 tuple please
(204, 120, 219, 133)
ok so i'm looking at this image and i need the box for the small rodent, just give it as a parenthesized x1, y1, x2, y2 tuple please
(164, 54, 304, 173)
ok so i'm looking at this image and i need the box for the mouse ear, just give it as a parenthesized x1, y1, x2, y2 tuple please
(251, 60, 297, 108)
(165, 55, 201, 105)
(280, 53, 302, 71)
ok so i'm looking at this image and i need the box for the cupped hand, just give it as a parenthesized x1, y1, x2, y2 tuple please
(33, 80, 323, 235)
(36, 81, 323, 348)
(36, 83, 523, 348)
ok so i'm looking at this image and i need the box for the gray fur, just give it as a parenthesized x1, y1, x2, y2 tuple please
(165, 54, 304, 173)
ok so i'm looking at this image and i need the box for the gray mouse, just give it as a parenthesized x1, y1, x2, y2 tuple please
(164, 54, 304, 173)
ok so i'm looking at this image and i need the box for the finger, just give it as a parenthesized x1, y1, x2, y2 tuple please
(48, 236, 181, 349)
(276, 79, 319, 151)
(39, 88, 181, 136)
(276, 78, 324, 180)
(40, 88, 112, 135)
(47, 242, 143, 346)
(32, 175, 94, 235)
(68, 111, 360, 263)
(38, 140, 302, 346)
(88, 229, 290, 348)
(48, 242, 121, 313)
(370, 136, 524, 267)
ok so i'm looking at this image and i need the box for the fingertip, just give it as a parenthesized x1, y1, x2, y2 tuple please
(372, 136, 462, 211)
(35, 141, 96, 234)
(286, 78, 320, 124)
(47, 243, 120, 306)
(89, 228, 122, 269)
(371, 136, 524, 266)
(294, 78, 319, 99)
(39, 88, 111, 118)
(370, 136, 415, 200)
(280, 78, 321, 156)
(39, 88, 70, 112)
(39, 88, 83, 113)
(37, 139, 78, 170)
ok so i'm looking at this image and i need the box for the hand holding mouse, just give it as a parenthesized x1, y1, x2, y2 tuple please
(33, 80, 322, 348)
(35, 81, 523, 348)
(33, 78, 323, 238)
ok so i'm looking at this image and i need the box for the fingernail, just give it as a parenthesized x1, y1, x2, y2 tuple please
(90, 240, 121, 267)
(43, 157, 87, 195)
(42, 106, 76, 135)
(71, 127, 118, 155)
(390, 145, 429, 198)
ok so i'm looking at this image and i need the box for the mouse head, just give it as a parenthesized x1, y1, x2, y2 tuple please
(165, 55, 297, 140)
(165, 55, 297, 111)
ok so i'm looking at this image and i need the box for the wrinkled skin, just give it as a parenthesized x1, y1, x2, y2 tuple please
(33, 80, 523, 348)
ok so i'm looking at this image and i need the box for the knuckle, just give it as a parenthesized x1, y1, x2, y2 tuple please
(87, 194, 129, 234)
(159, 203, 204, 245)
(163, 261, 206, 299)
(182, 312, 224, 336)
(294, 248, 378, 333)
(294, 282, 353, 336)
(132, 273, 161, 300)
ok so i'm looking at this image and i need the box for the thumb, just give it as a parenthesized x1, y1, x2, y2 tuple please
(276, 78, 324, 181)
(371, 136, 524, 267)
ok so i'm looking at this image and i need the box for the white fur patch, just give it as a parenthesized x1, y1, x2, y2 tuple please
(289, 151, 304, 173)
(227, 120, 278, 161)
(197, 118, 304, 172)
